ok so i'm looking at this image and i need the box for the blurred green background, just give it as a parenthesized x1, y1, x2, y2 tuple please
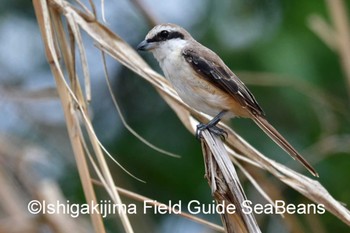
(1, 0, 350, 232)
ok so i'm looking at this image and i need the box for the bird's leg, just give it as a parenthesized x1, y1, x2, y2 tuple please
(196, 110, 228, 140)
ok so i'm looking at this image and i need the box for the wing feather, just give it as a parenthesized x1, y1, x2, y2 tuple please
(182, 48, 264, 116)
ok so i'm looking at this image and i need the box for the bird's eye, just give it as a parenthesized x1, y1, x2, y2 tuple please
(159, 30, 169, 39)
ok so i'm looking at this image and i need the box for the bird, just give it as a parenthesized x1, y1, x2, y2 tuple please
(137, 23, 317, 177)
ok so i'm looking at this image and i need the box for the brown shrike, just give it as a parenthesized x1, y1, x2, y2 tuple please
(137, 23, 317, 177)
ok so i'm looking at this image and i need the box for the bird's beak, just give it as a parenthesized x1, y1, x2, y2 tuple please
(137, 40, 155, 51)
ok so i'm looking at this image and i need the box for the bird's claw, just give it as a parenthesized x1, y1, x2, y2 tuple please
(196, 123, 228, 140)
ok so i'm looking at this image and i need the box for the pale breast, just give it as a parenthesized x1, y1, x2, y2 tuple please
(158, 51, 232, 117)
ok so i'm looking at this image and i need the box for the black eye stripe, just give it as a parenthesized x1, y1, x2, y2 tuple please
(168, 31, 184, 40)
(147, 31, 184, 43)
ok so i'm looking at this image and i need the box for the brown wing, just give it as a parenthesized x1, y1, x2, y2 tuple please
(182, 48, 264, 116)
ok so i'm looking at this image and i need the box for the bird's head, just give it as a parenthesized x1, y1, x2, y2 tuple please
(137, 24, 192, 57)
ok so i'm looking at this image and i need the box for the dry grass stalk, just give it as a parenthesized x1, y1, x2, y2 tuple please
(221, 125, 350, 225)
(307, 14, 338, 51)
(0, 165, 35, 233)
(0, 135, 92, 233)
(33, 0, 350, 231)
(100, 52, 180, 158)
(33, 0, 133, 232)
(33, 3, 106, 233)
(130, 0, 158, 27)
(201, 130, 261, 233)
(91, 179, 225, 232)
(33, 0, 191, 232)
(326, 0, 350, 97)
(36, 181, 89, 233)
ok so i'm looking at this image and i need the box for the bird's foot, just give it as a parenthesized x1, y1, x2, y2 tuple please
(196, 123, 228, 140)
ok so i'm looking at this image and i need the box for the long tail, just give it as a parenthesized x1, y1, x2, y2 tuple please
(251, 114, 318, 177)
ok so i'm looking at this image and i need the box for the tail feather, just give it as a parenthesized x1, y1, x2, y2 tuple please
(251, 114, 318, 177)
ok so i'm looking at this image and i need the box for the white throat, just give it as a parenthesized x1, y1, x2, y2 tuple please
(152, 39, 188, 64)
